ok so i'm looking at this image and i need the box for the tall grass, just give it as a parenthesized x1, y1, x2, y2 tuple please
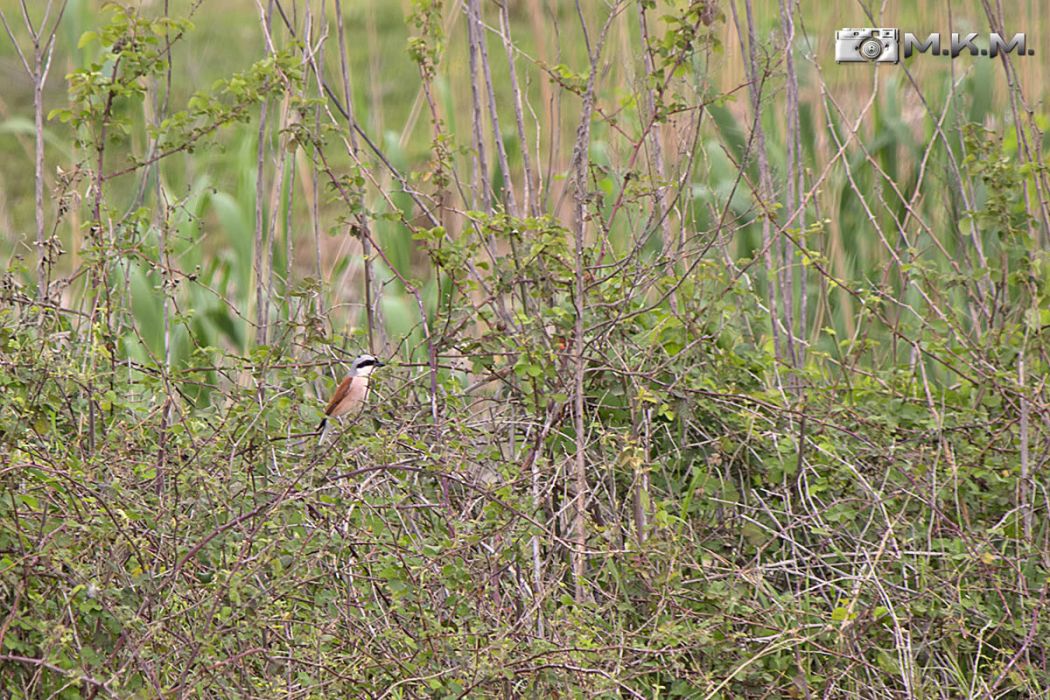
(1, 0, 1048, 696)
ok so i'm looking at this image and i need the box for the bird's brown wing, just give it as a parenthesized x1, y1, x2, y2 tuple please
(324, 375, 353, 416)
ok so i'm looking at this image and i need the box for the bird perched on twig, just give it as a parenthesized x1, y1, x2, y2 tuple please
(317, 353, 384, 442)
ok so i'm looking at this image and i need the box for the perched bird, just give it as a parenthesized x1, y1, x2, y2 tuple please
(317, 353, 384, 442)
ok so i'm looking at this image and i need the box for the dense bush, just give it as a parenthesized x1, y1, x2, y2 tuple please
(1, 0, 1048, 697)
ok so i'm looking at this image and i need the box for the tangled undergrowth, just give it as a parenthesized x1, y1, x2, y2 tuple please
(2, 0, 1049, 697)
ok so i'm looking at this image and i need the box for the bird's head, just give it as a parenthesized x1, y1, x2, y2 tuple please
(351, 353, 384, 377)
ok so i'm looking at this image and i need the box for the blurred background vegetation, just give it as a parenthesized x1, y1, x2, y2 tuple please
(1, 0, 1045, 368)
(1, 0, 1049, 696)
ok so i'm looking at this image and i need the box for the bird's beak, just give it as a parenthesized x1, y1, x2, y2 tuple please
(376, 360, 385, 367)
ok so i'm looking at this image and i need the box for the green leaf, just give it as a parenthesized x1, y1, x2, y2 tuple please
(78, 31, 99, 49)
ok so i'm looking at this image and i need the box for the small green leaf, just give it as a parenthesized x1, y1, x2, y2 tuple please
(78, 31, 98, 49)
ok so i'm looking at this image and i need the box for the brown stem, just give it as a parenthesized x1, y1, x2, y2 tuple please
(334, 0, 379, 352)
(567, 0, 619, 604)
(469, 0, 517, 216)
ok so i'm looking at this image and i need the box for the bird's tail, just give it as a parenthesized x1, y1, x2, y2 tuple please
(317, 417, 329, 446)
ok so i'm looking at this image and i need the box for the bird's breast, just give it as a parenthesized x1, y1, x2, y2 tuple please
(329, 375, 370, 418)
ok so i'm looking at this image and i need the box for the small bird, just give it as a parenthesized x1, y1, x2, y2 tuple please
(317, 353, 384, 442)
